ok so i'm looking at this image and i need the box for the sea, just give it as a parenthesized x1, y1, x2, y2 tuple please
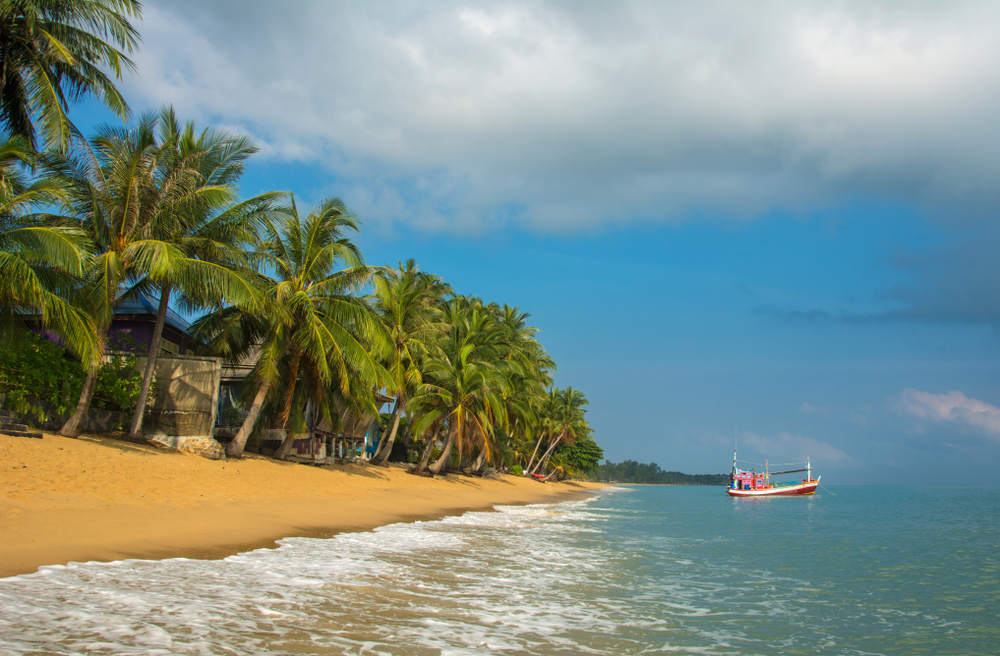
(1, 485, 997, 656)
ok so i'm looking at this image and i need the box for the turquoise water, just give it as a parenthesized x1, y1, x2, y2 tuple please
(597, 485, 1000, 655)
(0, 485, 997, 655)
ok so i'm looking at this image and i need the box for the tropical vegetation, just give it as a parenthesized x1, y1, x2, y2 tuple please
(0, 3, 600, 480)
(590, 460, 727, 485)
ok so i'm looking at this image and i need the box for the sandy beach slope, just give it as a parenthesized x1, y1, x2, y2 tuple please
(0, 433, 604, 578)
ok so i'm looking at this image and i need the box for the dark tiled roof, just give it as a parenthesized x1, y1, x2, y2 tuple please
(114, 293, 191, 333)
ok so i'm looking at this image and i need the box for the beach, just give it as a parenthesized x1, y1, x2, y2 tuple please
(0, 432, 603, 579)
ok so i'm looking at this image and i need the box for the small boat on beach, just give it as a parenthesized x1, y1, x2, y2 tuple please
(728, 445, 819, 497)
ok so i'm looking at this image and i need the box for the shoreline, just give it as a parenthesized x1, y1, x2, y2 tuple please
(0, 432, 605, 579)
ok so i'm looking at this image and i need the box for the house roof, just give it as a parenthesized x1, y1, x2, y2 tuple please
(114, 293, 192, 333)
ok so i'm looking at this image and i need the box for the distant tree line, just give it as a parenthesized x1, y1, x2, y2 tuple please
(590, 460, 728, 485)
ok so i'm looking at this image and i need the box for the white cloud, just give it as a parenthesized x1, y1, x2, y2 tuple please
(897, 389, 1000, 437)
(799, 402, 831, 416)
(126, 1, 1000, 232)
(740, 430, 852, 463)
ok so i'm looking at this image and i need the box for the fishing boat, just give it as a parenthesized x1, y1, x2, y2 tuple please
(728, 446, 819, 497)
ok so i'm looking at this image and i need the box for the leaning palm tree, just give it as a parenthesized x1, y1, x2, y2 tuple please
(193, 196, 390, 459)
(124, 108, 279, 440)
(0, 137, 94, 361)
(0, 0, 141, 151)
(530, 386, 589, 475)
(490, 303, 554, 471)
(57, 113, 254, 438)
(410, 299, 510, 475)
(369, 259, 450, 465)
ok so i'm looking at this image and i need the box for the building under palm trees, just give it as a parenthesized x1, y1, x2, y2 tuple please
(211, 344, 391, 463)
(106, 292, 196, 356)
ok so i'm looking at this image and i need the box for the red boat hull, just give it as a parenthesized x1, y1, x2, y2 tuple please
(726, 477, 820, 497)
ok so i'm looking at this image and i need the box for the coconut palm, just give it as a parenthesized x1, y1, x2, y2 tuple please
(0, 137, 94, 360)
(193, 196, 389, 459)
(369, 259, 450, 465)
(410, 298, 511, 475)
(490, 303, 554, 471)
(525, 387, 560, 473)
(124, 108, 279, 440)
(0, 0, 141, 150)
(57, 112, 256, 437)
(529, 386, 589, 476)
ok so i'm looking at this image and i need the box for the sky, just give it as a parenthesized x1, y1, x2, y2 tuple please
(73, 0, 1000, 484)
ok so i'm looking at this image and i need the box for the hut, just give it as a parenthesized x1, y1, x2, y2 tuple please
(212, 347, 391, 463)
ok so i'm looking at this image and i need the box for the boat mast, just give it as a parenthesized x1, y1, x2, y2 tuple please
(732, 430, 738, 475)
(807, 457, 811, 482)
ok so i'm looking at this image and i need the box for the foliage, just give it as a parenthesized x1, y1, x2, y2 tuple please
(0, 330, 83, 417)
(512, 464, 523, 476)
(92, 349, 142, 412)
(221, 406, 245, 427)
(553, 438, 604, 475)
(0, 331, 141, 423)
(0, 137, 97, 364)
(192, 195, 390, 459)
(369, 259, 451, 464)
(0, 0, 142, 150)
(409, 296, 513, 473)
(590, 460, 728, 485)
(0, 56, 601, 460)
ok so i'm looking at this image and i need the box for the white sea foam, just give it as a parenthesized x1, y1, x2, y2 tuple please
(0, 495, 627, 656)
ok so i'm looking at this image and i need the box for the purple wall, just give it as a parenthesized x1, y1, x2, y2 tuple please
(108, 320, 188, 355)
(30, 319, 189, 356)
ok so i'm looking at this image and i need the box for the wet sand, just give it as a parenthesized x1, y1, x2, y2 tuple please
(0, 432, 604, 578)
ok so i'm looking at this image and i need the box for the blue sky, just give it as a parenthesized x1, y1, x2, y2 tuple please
(76, 0, 1000, 483)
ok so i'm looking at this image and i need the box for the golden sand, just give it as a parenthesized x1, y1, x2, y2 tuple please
(0, 432, 604, 578)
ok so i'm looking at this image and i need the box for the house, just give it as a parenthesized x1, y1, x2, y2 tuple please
(212, 347, 392, 463)
(106, 294, 196, 356)
(20, 293, 222, 455)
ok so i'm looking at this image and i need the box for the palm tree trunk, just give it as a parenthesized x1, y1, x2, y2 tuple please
(412, 439, 435, 474)
(531, 434, 562, 475)
(272, 348, 303, 460)
(59, 367, 99, 437)
(469, 449, 486, 474)
(456, 418, 464, 469)
(372, 394, 403, 464)
(226, 380, 269, 459)
(59, 321, 108, 438)
(429, 422, 458, 474)
(526, 430, 546, 473)
(128, 285, 171, 439)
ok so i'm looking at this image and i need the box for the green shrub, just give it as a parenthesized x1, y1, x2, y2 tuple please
(512, 464, 524, 476)
(0, 332, 145, 423)
(93, 350, 144, 412)
(0, 332, 84, 418)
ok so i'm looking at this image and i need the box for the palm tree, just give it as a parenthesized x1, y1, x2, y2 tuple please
(491, 303, 554, 472)
(410, 298, 510, 475)
(124, 108, 278, 440)
(529, 387, 589, 476)
(369, 259, 450, 465)
(57, 112, 252, 437)
(193, 196, 389, 459)
(0, 0, 141, 151)
(525, 387, 559, 473)
(0, 137, 94, 361)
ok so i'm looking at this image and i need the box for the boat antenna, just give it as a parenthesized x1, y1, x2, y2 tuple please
(733, 429, 738, 474)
